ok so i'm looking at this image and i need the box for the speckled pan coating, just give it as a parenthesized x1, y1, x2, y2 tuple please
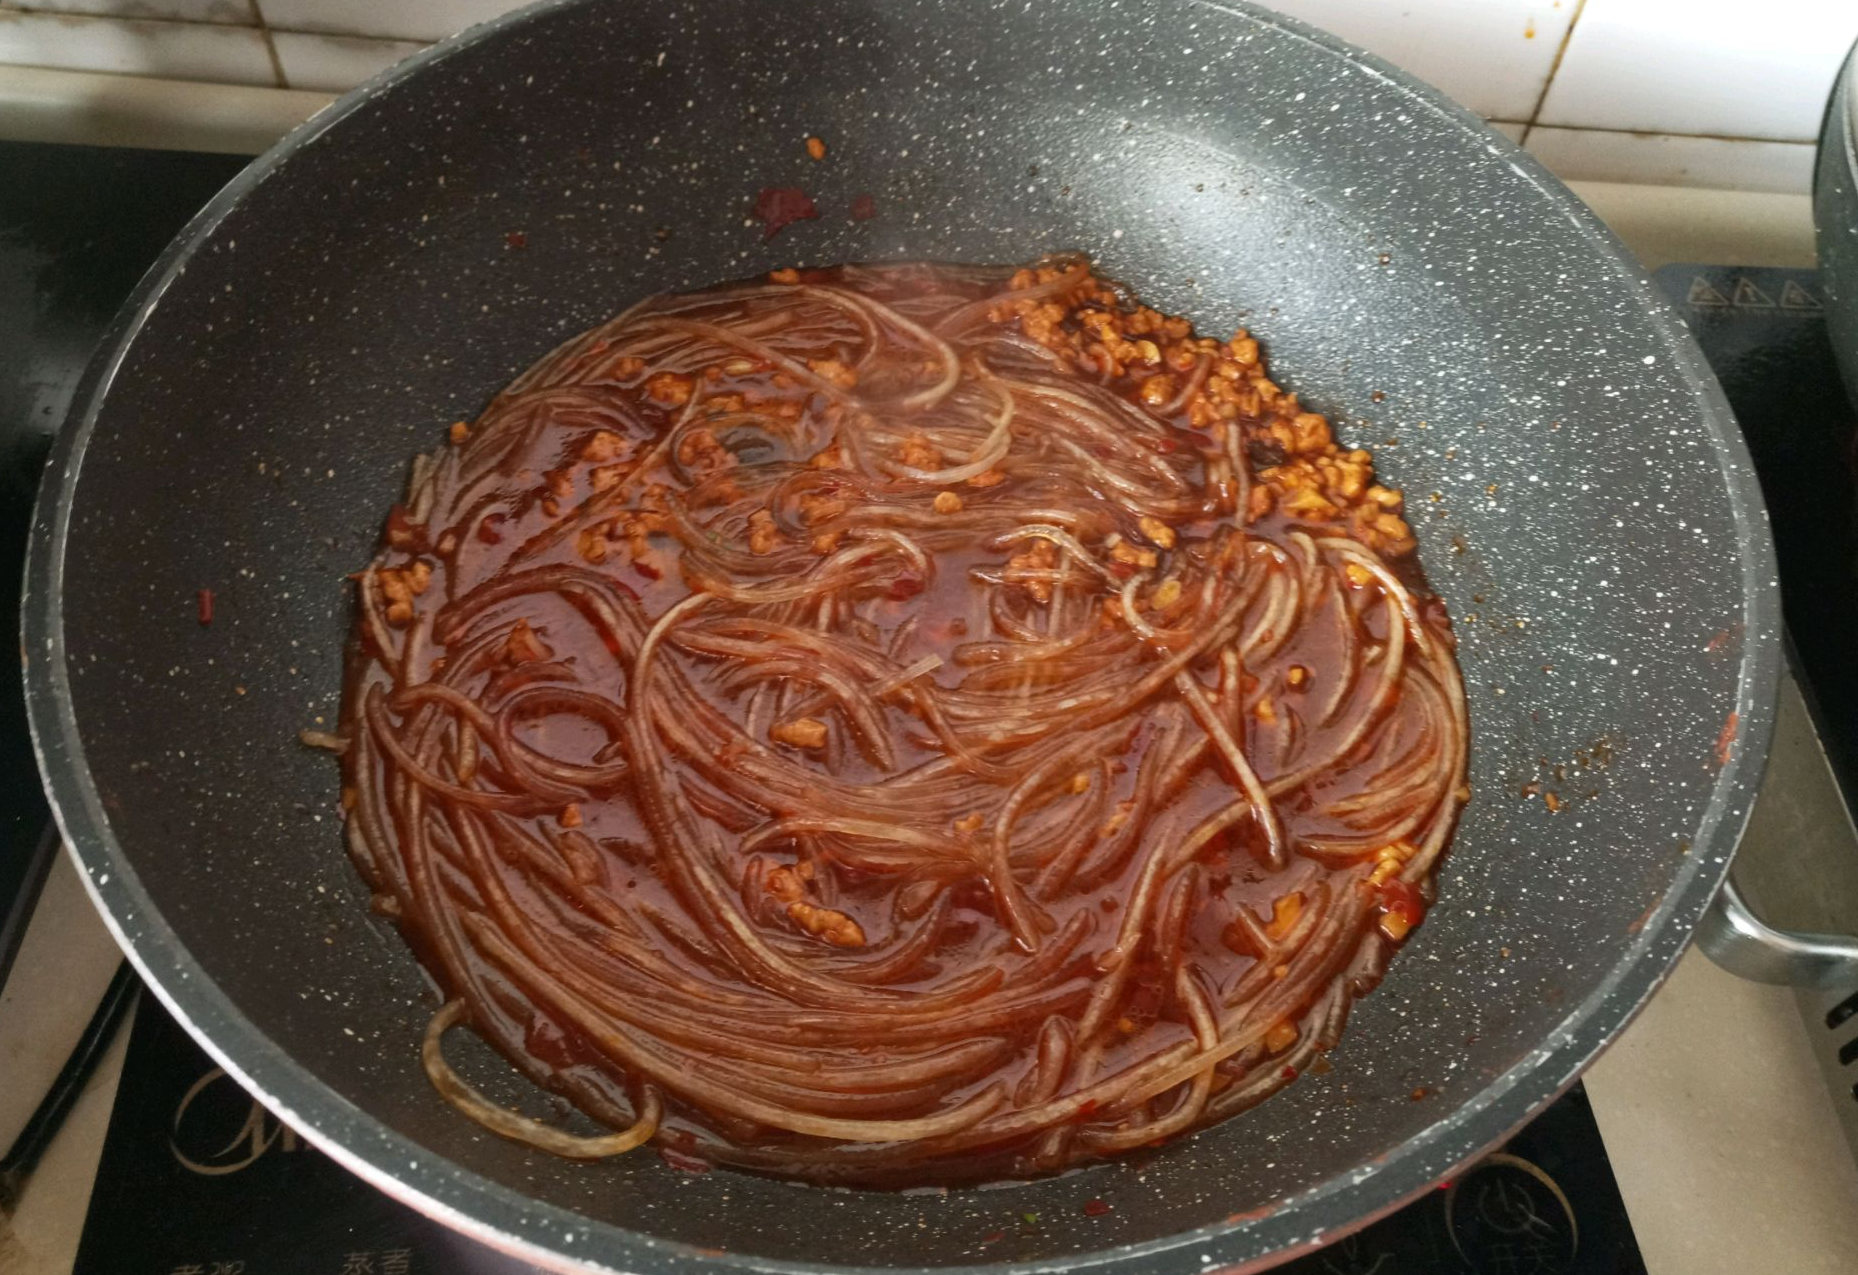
(23, 0, 1777, 1271)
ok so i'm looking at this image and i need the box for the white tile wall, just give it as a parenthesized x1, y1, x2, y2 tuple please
(0, 61, 330, 151)
(272, 29, 421, 91)
(1538, 0, 1858, 141)
(9, 0, 254, 21)
(1524, 127, 1817, 193)
(256, 0, 522, 44)
(0, 9, 273, 84)
(1257, 0, 1573, 121)
(0, 0, 1851, 195)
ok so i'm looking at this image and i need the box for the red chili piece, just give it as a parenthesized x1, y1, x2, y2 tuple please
(476, 513, 506, 544)
(849, 192, 878, 221)
(1376, 878, 1424, 927)
(505, 230, 527, 248)
(753, 186, 818, 240)
(634, 560, 663, 581)
(196, 588, 214, 626)
(656, 1145, 711, 1174)
(1083, 1199, 1112, 1217)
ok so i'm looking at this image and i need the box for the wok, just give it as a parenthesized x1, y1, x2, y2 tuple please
(24, 0, 1779, 1270)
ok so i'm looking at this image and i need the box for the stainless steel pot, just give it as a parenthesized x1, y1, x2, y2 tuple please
(1817, 39, 1858, 406)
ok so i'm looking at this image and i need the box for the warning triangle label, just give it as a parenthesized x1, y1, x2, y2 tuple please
(1731, 277, 1776, 309)
(1779, 279, 1823, 312)
(1686, 277, 1729, 308)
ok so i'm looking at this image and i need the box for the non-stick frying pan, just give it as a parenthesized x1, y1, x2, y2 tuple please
(24, 0, 1779, 1270)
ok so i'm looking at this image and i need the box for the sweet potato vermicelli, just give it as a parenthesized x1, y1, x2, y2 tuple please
(327, 256, 1468, 1183)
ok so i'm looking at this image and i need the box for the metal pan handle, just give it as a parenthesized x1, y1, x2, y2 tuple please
(1697, 671, 1858, 989)
(1698, 879, 1858, 988)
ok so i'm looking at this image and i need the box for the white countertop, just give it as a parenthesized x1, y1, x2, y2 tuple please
(0, 168, 1851, 1275)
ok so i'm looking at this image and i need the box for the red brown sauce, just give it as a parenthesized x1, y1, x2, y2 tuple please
(334, 257, 1468, 1184)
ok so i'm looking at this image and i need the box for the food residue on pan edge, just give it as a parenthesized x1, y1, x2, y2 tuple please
(1714, 711, 1739, 768)
(753, 186, 818, 239)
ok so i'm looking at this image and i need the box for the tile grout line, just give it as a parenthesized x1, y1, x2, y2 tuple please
(0, 2, 426, 42)
(1520, 0, 1591, 148)
(0, 2, 251, 28)
(247, 0, 289, 91)
(1511, 121, 1817, 147)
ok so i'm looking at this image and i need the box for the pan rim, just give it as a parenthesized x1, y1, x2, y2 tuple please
(21, 0, 1781, 1271)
